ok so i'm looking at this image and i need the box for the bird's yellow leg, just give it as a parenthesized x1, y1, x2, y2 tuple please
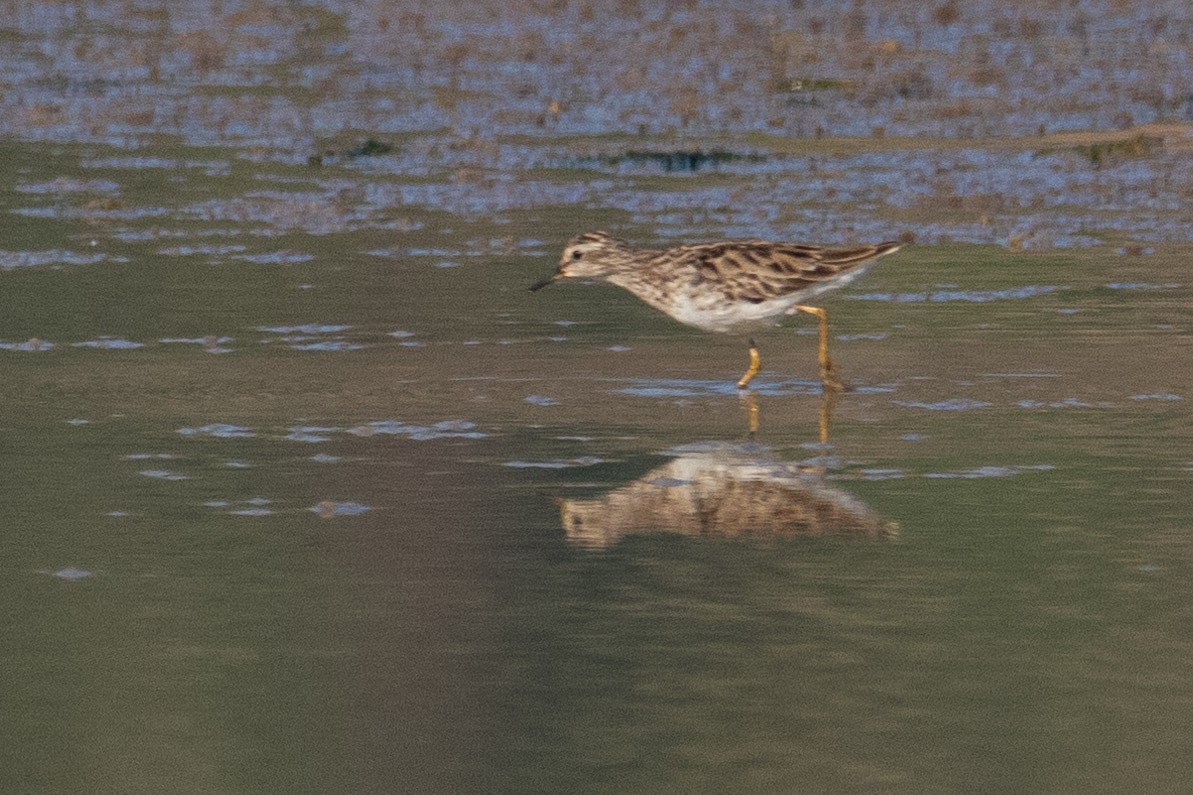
(737, 338, 762, 390)
(796, 305, 843, 391)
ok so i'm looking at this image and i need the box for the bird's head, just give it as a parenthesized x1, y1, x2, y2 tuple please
(529, 231, 633, 291)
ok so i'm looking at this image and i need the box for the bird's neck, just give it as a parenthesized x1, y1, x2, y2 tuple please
(605, 254, 675, 313)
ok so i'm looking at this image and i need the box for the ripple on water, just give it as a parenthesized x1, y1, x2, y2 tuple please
(0, 250, 124, 269)
(504, 456, 605, 469)
(139, 469, 188, 481)
(310, 453, 341, 463)
(17, 178, 120, 194)
(924, 464, 1056, 479)
(206, 497, 274, 516)
(311, 500, 371, 517)
(158, 244, 247, 257)
(858, 468, 908, 481)
(0, 339, 54, 351)
(48, 567, 92, 580)
(81, 156, 229, 173)
(1017, 397, 1115, 409)
(847, 285, 1064, 303)
(160, 336, 234, 345)
(289, 341, 364, 351)
(178, 423, 256, 438)
(284, 426, 340, 443)
(348, 420, 486, 440)
(13, 205, 168, 221)
(159, 337, 234, 354)
(73, 337, 144, 350)
(836, 332, 889, 341)
(895, 399, 992, 411)
(233, 251, 316, 265)
(620, 378, 823, 398)
(258, 324, 351, 335)
(1105, 282, 1180, 290)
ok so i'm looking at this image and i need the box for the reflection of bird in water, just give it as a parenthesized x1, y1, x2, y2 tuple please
(559, 442, 896, 550)
(530, 231, 901, 390)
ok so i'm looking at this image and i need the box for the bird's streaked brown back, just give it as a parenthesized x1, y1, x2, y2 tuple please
(673, 240, 901, 297)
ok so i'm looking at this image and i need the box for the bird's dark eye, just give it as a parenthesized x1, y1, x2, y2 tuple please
(572, 250, 583, 260)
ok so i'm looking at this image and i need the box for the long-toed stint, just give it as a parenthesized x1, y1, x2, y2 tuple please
(530, 231, 902, 389)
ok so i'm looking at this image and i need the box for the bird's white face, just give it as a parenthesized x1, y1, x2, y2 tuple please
(555, 237, 620, 280)
(529, 231, 629, 291)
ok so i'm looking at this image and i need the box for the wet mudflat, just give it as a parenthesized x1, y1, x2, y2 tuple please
(5, 2, 1193, 792)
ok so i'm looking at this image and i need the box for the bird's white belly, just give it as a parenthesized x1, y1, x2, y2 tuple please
(664, 260, 878, 333)
(667, 293, 803, 334)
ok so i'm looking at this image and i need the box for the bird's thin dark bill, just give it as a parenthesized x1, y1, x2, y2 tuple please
(528, 275, 557, 292)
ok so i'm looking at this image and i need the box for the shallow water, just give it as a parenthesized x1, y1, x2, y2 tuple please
(5, 3, 1193, 792)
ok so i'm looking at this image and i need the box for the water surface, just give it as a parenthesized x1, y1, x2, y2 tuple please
(4, 3, 1193, 791)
